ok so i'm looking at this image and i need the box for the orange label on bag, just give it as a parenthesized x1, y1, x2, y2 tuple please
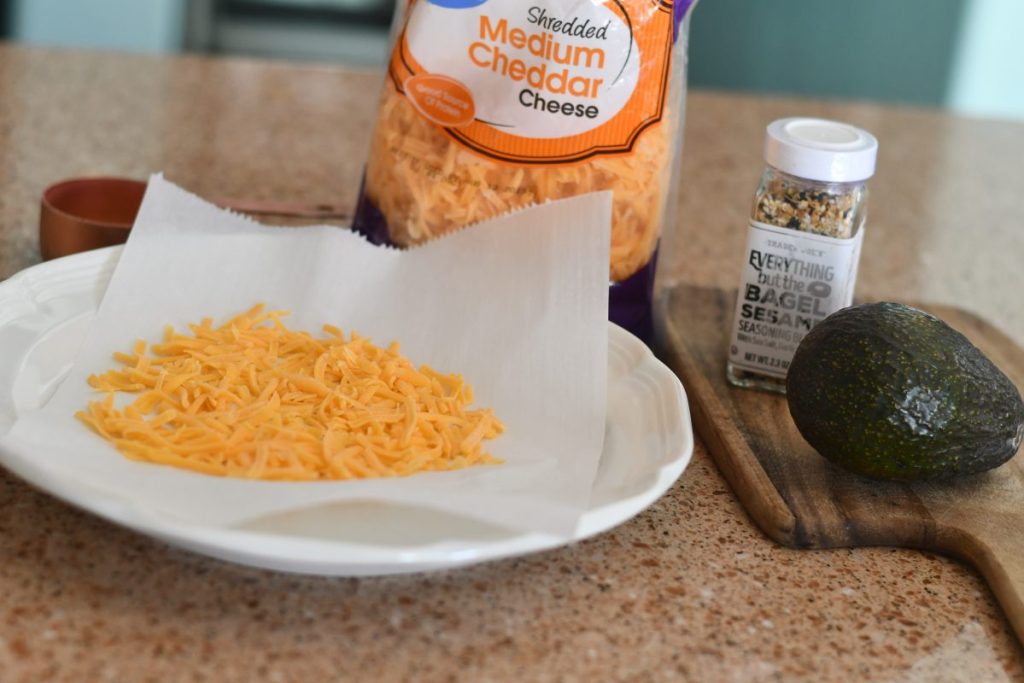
(389, 0, 675, 164)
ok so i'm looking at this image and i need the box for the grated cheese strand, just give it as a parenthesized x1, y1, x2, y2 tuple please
(77, 306, 504, 481)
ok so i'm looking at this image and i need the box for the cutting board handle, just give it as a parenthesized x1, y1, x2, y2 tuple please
(950, 520, 1024, 642)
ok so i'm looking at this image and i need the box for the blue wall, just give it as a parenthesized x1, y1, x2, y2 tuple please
(948, 0, 1024, 120)
(688, 0, 966, 107)
(10, 0, 185, 53)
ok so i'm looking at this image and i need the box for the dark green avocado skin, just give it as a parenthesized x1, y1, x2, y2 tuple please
(786, 303, 1024, 481)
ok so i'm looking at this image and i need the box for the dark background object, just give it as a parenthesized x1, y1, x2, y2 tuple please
(184, 0, 393, 65)
(0, 0, 10, 39)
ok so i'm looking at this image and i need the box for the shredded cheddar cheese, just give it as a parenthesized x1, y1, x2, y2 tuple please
(76, 305, 504, 480)
(363, 80, 673, 282)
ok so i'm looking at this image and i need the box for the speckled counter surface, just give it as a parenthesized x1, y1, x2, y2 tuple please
(1, 43, 1023, 682)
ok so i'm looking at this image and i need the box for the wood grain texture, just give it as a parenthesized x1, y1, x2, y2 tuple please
(657, 284, 1024, 643)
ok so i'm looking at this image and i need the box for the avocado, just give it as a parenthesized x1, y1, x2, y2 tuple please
(786, 302, 1024, 481)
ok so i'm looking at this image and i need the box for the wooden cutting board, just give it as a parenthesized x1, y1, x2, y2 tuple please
(657, 284, 1024, 643)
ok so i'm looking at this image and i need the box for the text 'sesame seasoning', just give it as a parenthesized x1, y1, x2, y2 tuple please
(727, 118, 878, 393)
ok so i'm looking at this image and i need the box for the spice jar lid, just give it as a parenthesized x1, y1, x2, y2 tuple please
(764, 118, 878, 183)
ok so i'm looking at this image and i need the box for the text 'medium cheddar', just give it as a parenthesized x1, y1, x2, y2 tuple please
(77, 306, 504, 481)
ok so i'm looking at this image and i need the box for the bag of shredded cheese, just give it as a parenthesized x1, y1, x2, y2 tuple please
(353, 0, 700, 339)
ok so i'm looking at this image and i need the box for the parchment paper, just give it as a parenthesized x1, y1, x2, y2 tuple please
(0, 175, 610, 537)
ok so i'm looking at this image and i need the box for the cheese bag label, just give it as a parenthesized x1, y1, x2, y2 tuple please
(394, 0, 673, 162)
(354, 0, 700, 340)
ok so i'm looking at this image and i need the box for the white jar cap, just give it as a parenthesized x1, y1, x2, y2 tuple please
(764, 118, 878, 182)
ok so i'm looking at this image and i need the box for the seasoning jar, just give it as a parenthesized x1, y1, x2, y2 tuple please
(726, 117, 878, 393)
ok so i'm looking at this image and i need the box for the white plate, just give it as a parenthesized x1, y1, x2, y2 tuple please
(0, 247, 693, 576)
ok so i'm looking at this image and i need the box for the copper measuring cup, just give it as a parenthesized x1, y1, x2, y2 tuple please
(40, 177, 352, 261)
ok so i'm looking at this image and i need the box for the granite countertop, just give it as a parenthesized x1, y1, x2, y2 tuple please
(1, 43, 1023, 682)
